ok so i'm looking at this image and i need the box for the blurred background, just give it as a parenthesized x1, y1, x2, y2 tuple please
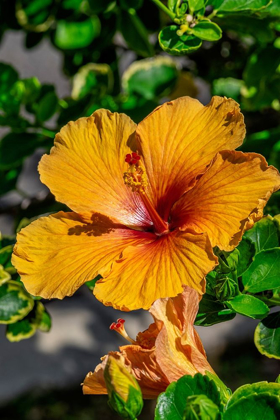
(0, 0, 280, 418)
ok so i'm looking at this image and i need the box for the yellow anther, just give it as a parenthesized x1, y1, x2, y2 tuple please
(123, 164, 148, 194)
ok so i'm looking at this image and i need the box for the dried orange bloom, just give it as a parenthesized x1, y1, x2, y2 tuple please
(83, 287, 215, 399)
(12, 96, 280, 310)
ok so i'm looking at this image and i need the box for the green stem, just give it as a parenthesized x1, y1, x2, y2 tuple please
(150, 0, 176, 20)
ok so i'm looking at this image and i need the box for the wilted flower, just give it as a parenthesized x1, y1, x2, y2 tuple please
(83, 287, 215, 398)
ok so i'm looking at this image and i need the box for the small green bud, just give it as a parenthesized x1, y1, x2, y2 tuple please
(104, 355, 143, 420)
(183, 394, 220, 420)
(214, 276, 239, 302)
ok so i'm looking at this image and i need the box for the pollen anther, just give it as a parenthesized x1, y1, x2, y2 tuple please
(124, 154, 148, 194)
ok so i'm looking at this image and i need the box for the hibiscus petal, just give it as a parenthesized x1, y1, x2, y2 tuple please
(83, 350, 168, 399)
(172, 151, 280, 251)
(39, 110, 151, 228)
(12, 211, 153, 299)
(150, 287, 214, 383)
(136, 96, 245, 219)
(94, 230, 217, 311)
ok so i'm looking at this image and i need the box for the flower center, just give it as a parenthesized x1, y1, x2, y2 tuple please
(124, 153, 169, 235)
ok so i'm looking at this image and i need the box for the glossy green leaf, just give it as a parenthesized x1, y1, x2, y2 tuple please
(0, 280, 34, 324)
(6, 301, 51, 341)
(205, 372, 232, 407)
(54, 17, 100, 50)
(225, 295, 269, 319)
(159, 26, 202, 56)
(155, 373, 223, 420)
(242, 248, 280, 293)
(6, 317, 37, 342)
(183, 395, 220, 420)
(224, 394, 280, 420)
(195, 294, 236, 326)
(192, 21, 222, 41)
(244, 215, 280, 253)
(168, 0, 177, 12)
(255, 312, 280, 359)
(20, 77, 41, 104)
(119, 9, 154, 57)
(227, 381, 280, 408)
(72, 63, 113, 100)
(0, 132, 43, 170)
(211, 0, 271, 14)
(236, 238, 256, 276)
(188, 0, 205, 15)
(122, 56, 178, 100)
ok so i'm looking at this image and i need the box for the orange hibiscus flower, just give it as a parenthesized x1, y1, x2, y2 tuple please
(12, 96, 280, 310)
(83, 287, 215, 399)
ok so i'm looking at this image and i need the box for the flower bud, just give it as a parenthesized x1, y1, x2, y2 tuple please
(214, 276, 239, 302)
(104, 355, 143, 419)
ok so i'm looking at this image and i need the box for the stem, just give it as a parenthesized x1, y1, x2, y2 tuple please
(150, 0, 176, 21)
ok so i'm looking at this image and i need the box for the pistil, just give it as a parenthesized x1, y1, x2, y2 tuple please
(110, 318, 136, 344)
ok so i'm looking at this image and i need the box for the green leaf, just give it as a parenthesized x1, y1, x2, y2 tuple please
(6, 317, 37, 342)
(36, 90, 58, 122)
(255, 312, 280, 359)
(6, 301, 51, 342)
(16, 0, 55, 32)
(192, 21, 222, 41)
(212, 78, 244, 102)
(0, 168, 22, 196)
(224, 394, 280, 420)
(183, 395, 220, 420)
(242, 47, 280, 111)
(159, 26, 202, 56)
(188, 0, 206, 15)
(205, 372, 232, 407)
(168, 0, 177, 12)
(225, 295, 269, 319)
(242, 248, 280, 294)
(119, 9, 154, 57)
(88, 0, 113, 13)
(227, 381, 280, 408)
(20, 77, 41, 104)
(0, 265, 11, 285)
(0, 280, 34, 324)
(71, 63, 113, 100)
(85, 275, 102, 291)
(0, 244, 13, 266)
(155, 373, 223, 420)
(119, 0, 143, 10)
(0, 62, 21, 115)
(54, 17, 101, 50)
(244, 215, 280, 253)
(0, 132, 44, 170)
(195, 294, 236, 326)
(122, 56, 178, 100)
(236, 238, 256, 276)
(211, 0, 271, 14)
